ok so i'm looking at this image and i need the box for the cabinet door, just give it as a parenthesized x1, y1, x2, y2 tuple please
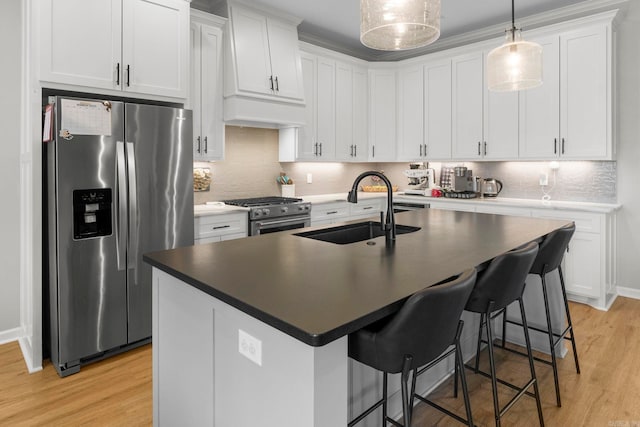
(519, 35, 560, 159)
(424, 60, 452, 160)
(352, 66, 369, 161)
(452, 52, 484, 159)
(296, 53, 318, 160)
(40, 0, 121, 90)
(191, 23, 203, 160)
(267, 19, 305, 101)
(199, 24, 224, 160)
(563, 231, 601, 298)
(336, 63, 354, 161)
(369, 69, 397, 161)
(560, 25, 610, 159)
(229, 5, 272, 96)
(484, 81, 519, 159)
(397, 66, 424, 161)
(122, 0, 189, 98)
(316, 58, 336, 159)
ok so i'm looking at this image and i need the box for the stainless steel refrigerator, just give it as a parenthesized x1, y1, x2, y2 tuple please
(45, 96, 194, 377)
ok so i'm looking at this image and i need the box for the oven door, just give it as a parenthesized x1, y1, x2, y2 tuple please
(251, 216, 311, 236)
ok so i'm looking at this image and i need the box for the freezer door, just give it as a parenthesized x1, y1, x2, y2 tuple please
(125, 104, 194, 343)
(50, 98, 128, 366)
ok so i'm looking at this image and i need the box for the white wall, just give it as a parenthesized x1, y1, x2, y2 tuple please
(615, 1, 640, 292)
(0, 0, 23, 340)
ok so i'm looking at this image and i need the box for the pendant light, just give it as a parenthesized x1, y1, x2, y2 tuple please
(487, 0, 543, 92)
(360, 0, 441, 51)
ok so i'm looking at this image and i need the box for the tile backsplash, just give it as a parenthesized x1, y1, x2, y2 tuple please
(194, 126, 617, 205)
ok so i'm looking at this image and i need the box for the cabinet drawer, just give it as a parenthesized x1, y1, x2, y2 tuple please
(350, 199, 384, 216)
(195, 213, 248, 239)
(530, 209, 600, 233)
(310, 202, 350, 221)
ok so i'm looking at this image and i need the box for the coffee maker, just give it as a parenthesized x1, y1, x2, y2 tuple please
(403, 163, 436, 196)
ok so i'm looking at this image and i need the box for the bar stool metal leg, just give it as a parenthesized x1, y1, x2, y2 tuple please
(541, 270, 562, 407)
(484, 303, 502, 427)
(559, 265, 580, 374)
(519, 298, 545, 427)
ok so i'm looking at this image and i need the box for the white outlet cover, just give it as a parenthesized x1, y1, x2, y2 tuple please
(539, 173, 549, 186)
(238, 329, 262, 366)
(306, 173, 313, 184)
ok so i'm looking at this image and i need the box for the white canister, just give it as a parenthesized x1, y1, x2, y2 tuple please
(281, 184, 295, 198)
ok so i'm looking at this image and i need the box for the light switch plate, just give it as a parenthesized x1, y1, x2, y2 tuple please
(238, 329, 262, 366)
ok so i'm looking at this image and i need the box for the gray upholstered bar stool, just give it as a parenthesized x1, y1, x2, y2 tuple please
(500, 223, 579, 407)
(348, 268, 477, 427)
(464, 242, 544, 427)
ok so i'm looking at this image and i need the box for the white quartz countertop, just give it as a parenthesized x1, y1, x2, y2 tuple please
(300, 192, 386, 204)
(194, 203, 249, 217)
(194, 192, 620, 216)
(395, 194, 621, 214)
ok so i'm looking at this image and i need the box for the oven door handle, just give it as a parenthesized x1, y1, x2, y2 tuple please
(254, 217, 310, 227)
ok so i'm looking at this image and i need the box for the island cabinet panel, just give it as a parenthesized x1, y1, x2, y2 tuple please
(152, 269, 348, 427)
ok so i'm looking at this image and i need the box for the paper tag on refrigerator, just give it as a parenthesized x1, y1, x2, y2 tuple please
(61, 99, 112, 136)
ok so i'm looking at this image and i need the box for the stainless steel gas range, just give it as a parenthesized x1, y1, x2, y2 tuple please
(223, 196, 312, 236)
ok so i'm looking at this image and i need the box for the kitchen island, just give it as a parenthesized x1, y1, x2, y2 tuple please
(144, 209, 571, 427)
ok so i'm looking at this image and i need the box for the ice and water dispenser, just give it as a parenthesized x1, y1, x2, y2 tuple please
(73, 189, 112, 239)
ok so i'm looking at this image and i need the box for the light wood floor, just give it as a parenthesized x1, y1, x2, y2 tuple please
(1, 297, 639, 426)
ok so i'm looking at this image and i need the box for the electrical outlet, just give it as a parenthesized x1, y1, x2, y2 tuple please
(238, 329, 262, 366)
(539, 173, 549, 186)
(307, 173, 313, 184)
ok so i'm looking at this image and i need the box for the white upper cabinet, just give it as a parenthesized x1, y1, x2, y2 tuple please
(352, 66, 369, 162)
(452, 52, 484, 159)
(191, 13, 225, 161)
(369, 69, 397, 161)
(335, 62, 354, 161)
(226, 3, 304, 102)
(397, 66, 425, 161)
(518, 35, 561, 159)
(520, 16, 613, 160)
(40, 0, 189, 98)
(315, 57, 337, 159)
(291, 53, 318, 160)
(451, 49, 518, 160)
(424, 59, 452, 160)
(560, 24, 610, 159)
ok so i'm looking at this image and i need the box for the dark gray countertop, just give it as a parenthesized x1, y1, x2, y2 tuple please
(144, 210, 571, 347)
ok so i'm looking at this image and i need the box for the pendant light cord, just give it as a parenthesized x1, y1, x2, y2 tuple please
(511, 0, 516, 41)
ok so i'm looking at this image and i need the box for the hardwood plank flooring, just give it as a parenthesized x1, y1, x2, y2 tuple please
(1, 298, 639, 426)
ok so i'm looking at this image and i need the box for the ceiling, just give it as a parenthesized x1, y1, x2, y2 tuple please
(191, 0, 623, 61)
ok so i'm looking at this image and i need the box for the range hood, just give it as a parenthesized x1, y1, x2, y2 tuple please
(218, 0, 307, 129)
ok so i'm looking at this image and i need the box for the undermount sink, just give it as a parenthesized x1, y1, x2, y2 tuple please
(294, 221, 421, 245)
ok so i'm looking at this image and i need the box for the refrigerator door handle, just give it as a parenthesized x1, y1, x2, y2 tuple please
(126, 142, 139, 271)
(116, 141, 127, 271)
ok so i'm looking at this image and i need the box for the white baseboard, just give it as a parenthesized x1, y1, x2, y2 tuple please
(18, 336, 42, 373)
(616, 287, 640, 300)
(0, 327, 22, 345)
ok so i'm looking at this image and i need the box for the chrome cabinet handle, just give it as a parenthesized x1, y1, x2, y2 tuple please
(327, 211, 338, 215)
(319, 142, 322, 156)
(483, 141, 487, 156)
(116, 63, 120, 86)
(420, 144, 423, 157)
(126, 65, 130, 87)
(562, 138, 565, 154)
(354, 144, 357, 157)
(477, 141, 481, 156)
(196, 136, 201, 154)
(269, 75, 274, 91)
(212, 225, 230, 230)
(204, 136, 208, 154)
(274, 76, 279, 92)
(554, 138, 558, 154)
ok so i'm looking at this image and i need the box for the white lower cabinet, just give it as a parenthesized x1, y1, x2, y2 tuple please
(310, 201, 350, 226)
(310, 198, 386, 226)
(194, 212, 248, 244)
(420, 199, 616, 309)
